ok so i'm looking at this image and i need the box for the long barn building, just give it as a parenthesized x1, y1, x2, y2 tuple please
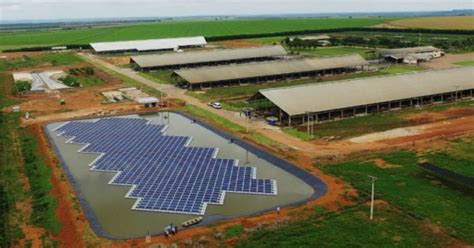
(172, 54, 369, 89)
(90, 36, 207, 54)
(252, 66, 474, 126)
(131, 45, 287, 71)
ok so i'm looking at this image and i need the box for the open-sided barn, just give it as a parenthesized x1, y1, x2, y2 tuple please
(172, 54, 369, 89)
(252, 66, 474, 126)
(90, 36, 207, 54)
(130, 45, 287, 71)
(376, 46, 444, 64)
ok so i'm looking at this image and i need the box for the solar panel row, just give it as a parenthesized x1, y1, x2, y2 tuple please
(55, 117, 277, 215)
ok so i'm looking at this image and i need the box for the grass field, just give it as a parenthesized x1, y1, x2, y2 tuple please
(0, 18, 387, 50)
(291, 46, 372, 58)
(320, 150, 474, 244)
(0, 52, 84, 71)
(454, 60, 474, 66)
(237, 203, 453, 247)
(378, 65, 425, 74)
(386, 16, 474, 30)
(424, 136, 474, 177)
(138, 70, 173, 84)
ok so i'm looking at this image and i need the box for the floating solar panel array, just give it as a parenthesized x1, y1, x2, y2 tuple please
(55, 117, 277, 215)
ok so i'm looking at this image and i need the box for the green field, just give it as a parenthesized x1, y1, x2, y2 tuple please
(138, 70, 173, 84)
(0, 52, 84, 71)
(379, 65, 425, 74)
(424, 137, 474, 177)
(291, 46, 373, 57)
(237, 203, 454, 247)
(0, 18, 387, 50)
(320, 150, 474, 243)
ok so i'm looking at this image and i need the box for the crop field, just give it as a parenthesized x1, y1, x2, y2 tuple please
(0, 52, 84, 71)
(386, 16, 474, 30)
(0, 18, 387, 50)
(319, 150, 474, 243)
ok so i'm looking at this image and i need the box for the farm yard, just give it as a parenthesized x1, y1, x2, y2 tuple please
(1, 12, 474, 248)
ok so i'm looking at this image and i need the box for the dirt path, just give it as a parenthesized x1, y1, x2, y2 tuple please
(420, 53, 474, 69)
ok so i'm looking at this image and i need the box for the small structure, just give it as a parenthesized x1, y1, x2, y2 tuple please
(137, 97, 159, 108)
(12, 71, 69, 92)
(299, 34, 332, 46)
(377, 46, 444, 64)
(102, 91, 124, 103)
(90, 36, 207, 54)
(12, 106, 20, 113)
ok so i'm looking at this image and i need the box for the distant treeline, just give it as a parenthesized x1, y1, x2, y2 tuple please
(285, 35, 474, 51)
(3, 27, 474, 52)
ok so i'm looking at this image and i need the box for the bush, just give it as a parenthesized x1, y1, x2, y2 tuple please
(225, 225, 244, 239)
(59, 76, 80, 87)
(15, 80, 31, 92)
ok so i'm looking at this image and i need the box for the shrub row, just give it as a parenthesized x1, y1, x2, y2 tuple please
(20, 132, 61, 234)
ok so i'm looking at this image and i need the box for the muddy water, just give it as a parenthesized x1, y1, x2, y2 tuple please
(46, 112, 315, 239)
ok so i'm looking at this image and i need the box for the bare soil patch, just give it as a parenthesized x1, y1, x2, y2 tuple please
(420, 53, 474, 69)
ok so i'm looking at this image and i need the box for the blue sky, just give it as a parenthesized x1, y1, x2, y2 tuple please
(1, 0, 472, 21)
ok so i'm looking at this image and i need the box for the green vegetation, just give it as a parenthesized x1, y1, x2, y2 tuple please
(91, 62, 165, 97)
(379, 65, 425, 74)
(453, 60, 474, 66)
(0, 18, 386, 50)
(15, 80, 32, 92)
(0, 73, 22, 109)
(225, 224, 244, 239)
(425, 137, 474, 177)
(139, 70, 173, 84)
(237, 203, 451, 247)
(0, 52, 83, 71)
(182, 105, 245, 133)
(320, 150, 474, 243)
(0, 112, 26, 247)
(282, 127, 313, 141)
(21, 132, 61, 234)
(290, 46, 372, 58)
(61, 67, 104, 87)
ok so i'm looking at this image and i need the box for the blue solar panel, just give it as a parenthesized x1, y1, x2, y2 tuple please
(55, 117, 277, 215)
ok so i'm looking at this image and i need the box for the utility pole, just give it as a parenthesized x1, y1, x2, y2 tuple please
(369, 175, 377, 220)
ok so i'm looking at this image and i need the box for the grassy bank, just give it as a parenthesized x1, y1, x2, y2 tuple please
(424, 136, 474, 177)
(320, 150, 474, 243)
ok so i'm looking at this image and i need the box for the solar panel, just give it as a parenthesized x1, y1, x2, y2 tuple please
(55, 117, 277, 215)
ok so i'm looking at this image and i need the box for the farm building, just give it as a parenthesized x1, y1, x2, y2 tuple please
(171, 54, 369, 89)
(299, 34, 331, 46)
(90, 36, 207, 54)
(130, 45, 287, 71)
(377, 46, 444, 64)
(251, 66, 474, 126)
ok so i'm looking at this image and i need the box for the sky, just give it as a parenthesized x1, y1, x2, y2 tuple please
(0, 0, 473, 22)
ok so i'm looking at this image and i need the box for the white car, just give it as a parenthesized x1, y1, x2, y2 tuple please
(208, 102, 222, 109)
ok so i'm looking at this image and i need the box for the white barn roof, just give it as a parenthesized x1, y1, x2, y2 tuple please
(259, 67, 474, 116)
(90, 36, 207, 53)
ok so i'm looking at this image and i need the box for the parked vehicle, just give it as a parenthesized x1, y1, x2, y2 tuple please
(208, 101, 222, 109)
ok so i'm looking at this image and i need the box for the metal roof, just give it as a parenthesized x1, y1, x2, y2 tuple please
(131, 45, 287, 68)
(259, 66, 474, 116)
(377, 46, 441, 57)
(174, 54, 368, 85)
(90, 36, 207, 53)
